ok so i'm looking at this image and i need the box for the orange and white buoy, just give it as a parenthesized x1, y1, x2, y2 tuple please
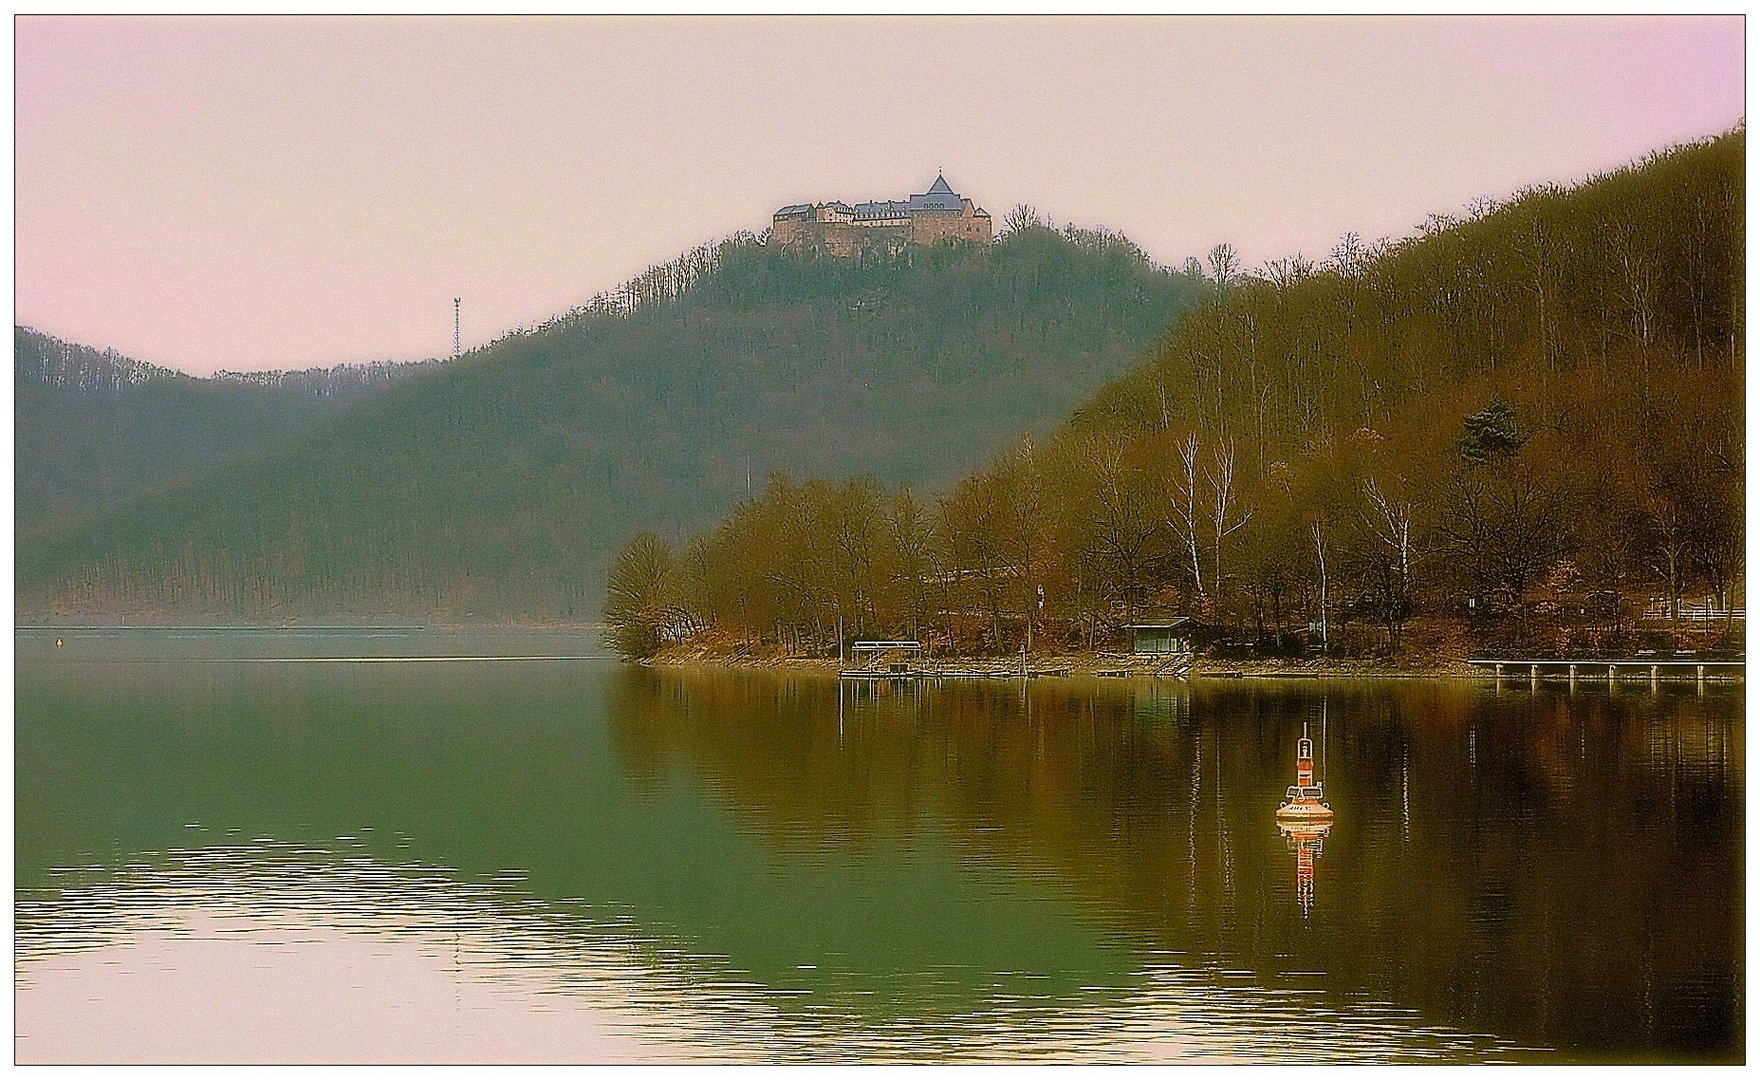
(1276, 719, 1334, 914)
(1275, 724, 1334, 823)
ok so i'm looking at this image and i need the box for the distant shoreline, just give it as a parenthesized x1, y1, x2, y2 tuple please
(641, 645, 1486, 680)
(639, 646, 1746, 683)
(16, 626, 1738, 683)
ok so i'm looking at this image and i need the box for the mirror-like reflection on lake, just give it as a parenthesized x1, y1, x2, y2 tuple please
(14, 630, 1743, 1062)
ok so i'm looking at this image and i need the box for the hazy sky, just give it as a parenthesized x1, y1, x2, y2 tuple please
(14, 15, 1745, 375)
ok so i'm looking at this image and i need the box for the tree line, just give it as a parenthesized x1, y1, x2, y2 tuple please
(606, 129, 1743, 660)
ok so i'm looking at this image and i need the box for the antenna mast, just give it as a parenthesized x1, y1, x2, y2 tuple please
(453, 297, 461, 358)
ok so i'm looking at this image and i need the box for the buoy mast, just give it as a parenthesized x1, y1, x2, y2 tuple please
(1296, 733, 1316, 788)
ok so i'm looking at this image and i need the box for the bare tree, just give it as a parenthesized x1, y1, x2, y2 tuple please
(1003, 203, 1045, 235)
(1440, 463, 1572, 621)
(1605, 219, 1660, 348)
(1361, 477, 1419, 649)
(1207, 243, 1241, 294)
(1362, 478, 1416, 587)
(1205, 436, 1254, 599)
(1464, 194, 1500, 221)
(1168, 432, 1206, 604)
(1263, 253, 1316, 289)
(1645, 486, 1691, 625)
(1082, 433, 1160, 622)
(1000, 436, 1047, 651)
(604, 531, 676, 658)
(1329, 232, 1367, 278)
(885, 488, 935, 641)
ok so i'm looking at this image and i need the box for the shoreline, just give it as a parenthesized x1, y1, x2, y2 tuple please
(641, 646, 1744, 683)
(643, 646, 1487, 681)
(17, 626, 1739, 683)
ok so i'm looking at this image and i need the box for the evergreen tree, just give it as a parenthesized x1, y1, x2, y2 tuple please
(1457, 397, 1525, 465)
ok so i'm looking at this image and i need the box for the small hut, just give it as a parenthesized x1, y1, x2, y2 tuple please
(1120, 616, 1198, 656)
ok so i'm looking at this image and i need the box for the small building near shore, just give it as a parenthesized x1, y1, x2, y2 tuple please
(1121, 616, 1198, 655)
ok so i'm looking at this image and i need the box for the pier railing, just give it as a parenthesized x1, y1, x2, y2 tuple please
(1466, 658, 1743, 683)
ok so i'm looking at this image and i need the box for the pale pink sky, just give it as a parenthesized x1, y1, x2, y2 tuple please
(14, 16, 1745, 375)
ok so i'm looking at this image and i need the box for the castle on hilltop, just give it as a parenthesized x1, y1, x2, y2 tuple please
(772, 174, 993, 256)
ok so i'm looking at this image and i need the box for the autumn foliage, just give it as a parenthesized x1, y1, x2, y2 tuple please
(609, 130, 1744, 661)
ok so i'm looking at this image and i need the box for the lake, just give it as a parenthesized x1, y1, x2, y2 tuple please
(14, 629, 1743, 1063)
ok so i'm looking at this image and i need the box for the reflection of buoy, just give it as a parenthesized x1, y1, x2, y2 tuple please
(1279, 819, 1332, 915)
(1276, 720, 1335, 915)
(1275, 725, 1333, 823)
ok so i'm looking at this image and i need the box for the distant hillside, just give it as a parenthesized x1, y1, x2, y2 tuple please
(605, 130, 1743, 659)
(19, 226, 1203, 620)
(15, 328, 436, 545)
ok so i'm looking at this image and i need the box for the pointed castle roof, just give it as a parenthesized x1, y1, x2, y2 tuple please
(904, 173, 962, 212)
(775, 174, 975, 220)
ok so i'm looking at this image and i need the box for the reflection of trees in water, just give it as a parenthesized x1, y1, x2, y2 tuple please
(606, 670, 1742, 1061)
(16, 661, 1739, 1060)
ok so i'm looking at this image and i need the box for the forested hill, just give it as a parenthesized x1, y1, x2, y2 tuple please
(19, 226, 1202, 620)
(16, 328, 436, 544)
(604, 129, 1742, 660)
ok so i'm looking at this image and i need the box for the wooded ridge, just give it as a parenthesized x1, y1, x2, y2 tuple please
(606, 130, 1744, 663)
(19, 225, 1200, 620)
(15, 327, 435, 548)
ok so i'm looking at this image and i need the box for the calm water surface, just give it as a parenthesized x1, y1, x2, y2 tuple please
(14, 629, 1743, 1062)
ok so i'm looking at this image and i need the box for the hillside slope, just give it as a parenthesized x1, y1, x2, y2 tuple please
(605, 130, 1743, 658)
(16, 328, 437, 545)
(19, 227, 1201, 620)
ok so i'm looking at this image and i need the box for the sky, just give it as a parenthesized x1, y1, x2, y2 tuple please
(13, 15, 1746, 375)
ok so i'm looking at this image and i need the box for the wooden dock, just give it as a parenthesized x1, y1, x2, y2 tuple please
(1466, 658, 1743, 683)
